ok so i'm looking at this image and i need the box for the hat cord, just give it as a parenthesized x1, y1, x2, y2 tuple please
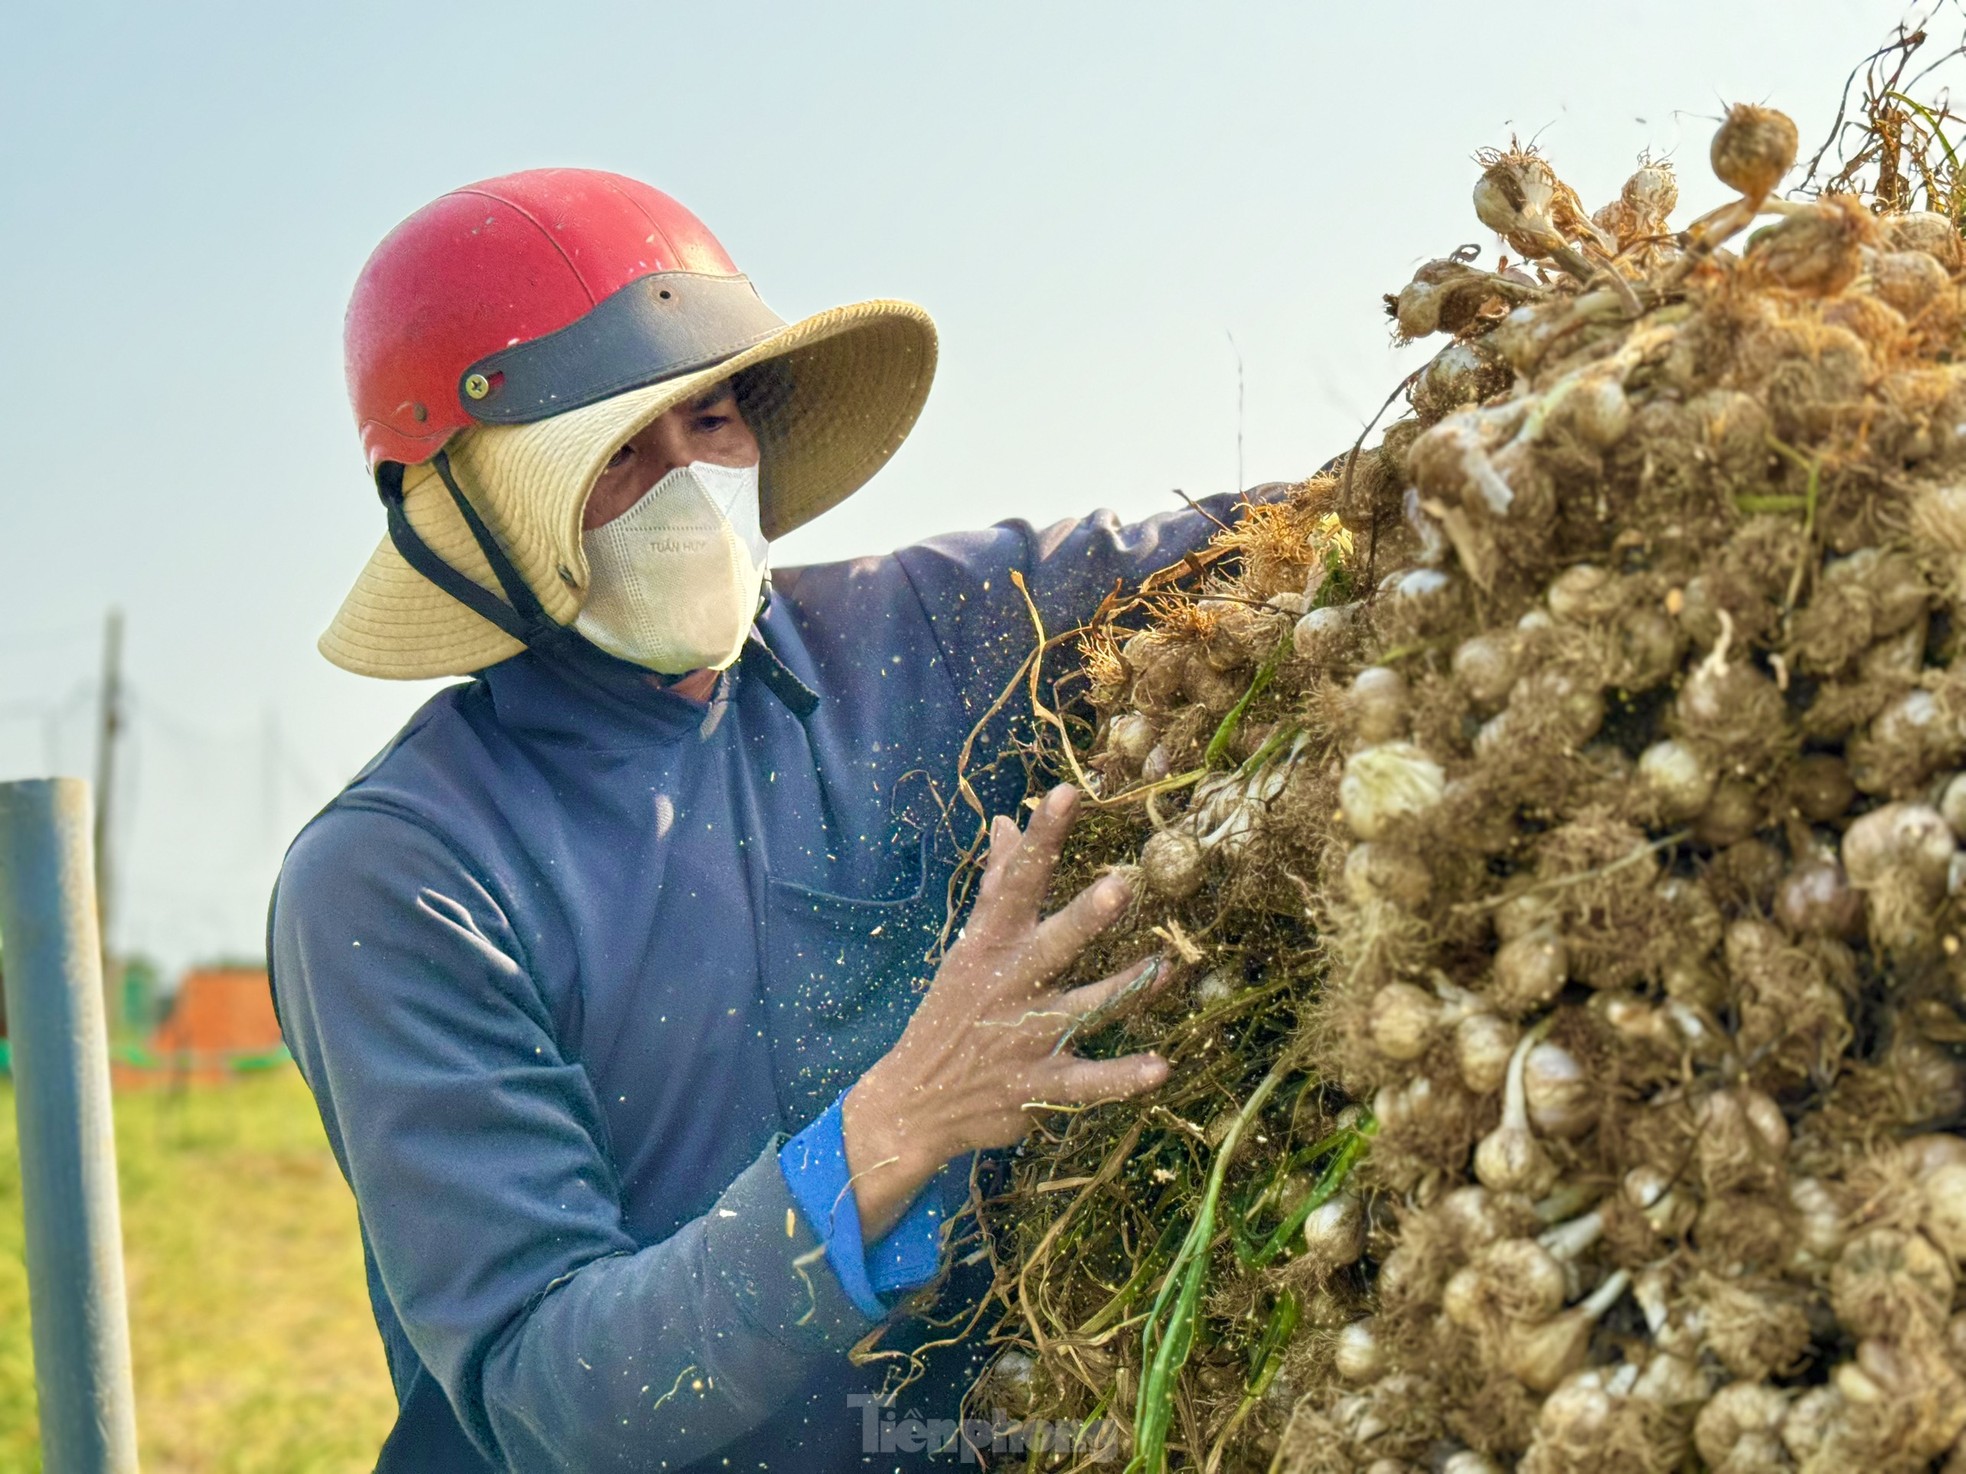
(374, 453, 584, 659)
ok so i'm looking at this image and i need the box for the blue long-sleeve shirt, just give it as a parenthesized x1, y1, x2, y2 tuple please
(269, 499, 1230, 1471)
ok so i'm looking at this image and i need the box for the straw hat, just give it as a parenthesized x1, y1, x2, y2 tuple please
(320, 299, 936, 680)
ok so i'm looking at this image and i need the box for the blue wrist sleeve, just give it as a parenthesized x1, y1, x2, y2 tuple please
(778, 1093, 965, 1319)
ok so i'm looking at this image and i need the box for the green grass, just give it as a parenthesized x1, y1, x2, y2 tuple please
(0, 1068, 397, 1472)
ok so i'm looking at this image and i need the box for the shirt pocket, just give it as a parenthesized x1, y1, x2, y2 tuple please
(760, 832, 952, 1126)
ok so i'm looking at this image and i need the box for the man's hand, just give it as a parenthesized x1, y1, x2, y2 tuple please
(841, 784, 1168, 1240)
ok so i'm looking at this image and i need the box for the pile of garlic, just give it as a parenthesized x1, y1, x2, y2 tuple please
(1003, 100, 1966, 1474)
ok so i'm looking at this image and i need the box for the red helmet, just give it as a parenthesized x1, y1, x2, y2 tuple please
(344, 168, 785, 470)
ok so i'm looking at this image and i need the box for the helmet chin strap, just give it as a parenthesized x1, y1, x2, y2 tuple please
(374, 453, 818, 716)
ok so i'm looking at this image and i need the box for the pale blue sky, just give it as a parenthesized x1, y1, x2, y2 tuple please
(0, 0, 1907, 967)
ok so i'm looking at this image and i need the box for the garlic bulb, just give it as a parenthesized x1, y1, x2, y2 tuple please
(1107, 712, 1158, 765)
(1842, 802, 1956, 942)
(1502, 1269, 1631, 1392)
(1747, 198, 1876, 296)
(1444, 1238, 1566, 1331)
(1415, 340, 1511, 420)
(1127, 639, 1190, 709)
(1870, 248, 1951, 318)
(1183, 658, 1246, 714)
(1333, 1317, 1384, 1382)
(1454, 1011, 1519, 1094)
(1473, 150, 1569, 259)
(1595, 992, 1668, 1049)
(1695, 777, 1762, 848)
(1884, 210, 1966, 269)
(1779, 1384, 1842, 1463)
(1633, 1265, 1704, 1361)
(1630, 1349, 1708, 1408)
(1554, 372, 1634, 452)
(1489, 927, 1569, 1014)
(1609, 159, 1678, 243)
(1830, 1225, 1956, 1339)
(1843, 800, 1956, 883)
(1139, 828, 1204, 900)
(1394, 278, 1444, 340)
(1528, 1367, 1618, 1454)
(1625, 1165, 1694, 1238)
(1675, 657, 1781, 736)
(1710, 103, 1799, 200)
(1921, 1161, 1966, 1263)
(1292, 603, 1356, 663)
(1474, 1027, 1558, 1196)
(1903, 1133, 1966, 1177)
(1739, 1089, 1791, 1157)
(1495, 890, 1558, 943)
(1547, 563, 1615, 622)
(1371, 1075, 1435, 1133)
(1774, 856, 1864, 939)
(1191, 967, 1239, 1010)
(1693, 1379, 1790, 1471)
(1855, 688, 1949, 791)
(1339, 743, 1446, 840)
(1367, 981, 1443, 1061)
(1348, 667, 1409, 744)
(1452, 632, 1517, 710)
(1833, 1335, 1966, 1464)
(1508, 666, 1607, 750)
(1343, 843, 1434, 909)
(1485, 1237, 1571, 1318)
(1372, 1243, 1421, 1308)
(1694, 1087, 1790, 1194)
(1386, 567, 1458, 629)
(1437, 1185, 1506, 1249)
(1522, 1040, 1594, 1138)
(1939, 771, 1966, 839)
(1788, 1176, 1846, 1268)
(1303, 1192, 1367, 1271)
(1791, 752, 1858, 822)
(1621, 163, 1679, 226)
(1637, 738, 1717, 820)
(1622, 1164, 1672, 1212)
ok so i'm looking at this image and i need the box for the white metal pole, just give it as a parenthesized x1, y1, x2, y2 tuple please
(0, 777, 140, 1472)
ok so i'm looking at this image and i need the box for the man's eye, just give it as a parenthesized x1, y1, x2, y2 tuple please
(605, 445, 634, 470)
(694, 415, 729, 434)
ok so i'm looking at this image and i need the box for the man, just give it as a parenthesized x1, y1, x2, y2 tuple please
(273, 167, 1236, 1471)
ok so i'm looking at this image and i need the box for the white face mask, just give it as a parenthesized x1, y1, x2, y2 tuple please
(573, 460, 769, 675)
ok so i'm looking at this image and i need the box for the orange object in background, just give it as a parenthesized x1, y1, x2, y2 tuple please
(139, 967, 285, 1084)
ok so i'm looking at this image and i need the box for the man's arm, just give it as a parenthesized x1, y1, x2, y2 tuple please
(788, 497, 1249, 1235)
(893, 492, 1248, 718)
(271, 806, 876, 1472)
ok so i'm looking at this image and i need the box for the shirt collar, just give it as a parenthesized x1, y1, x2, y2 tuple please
(476, 588, 816, 748)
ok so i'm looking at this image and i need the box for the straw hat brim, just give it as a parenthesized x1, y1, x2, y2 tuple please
(319, 299, 936, 680)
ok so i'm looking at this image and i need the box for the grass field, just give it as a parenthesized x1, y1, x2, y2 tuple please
(0, 1067, 397, 1472)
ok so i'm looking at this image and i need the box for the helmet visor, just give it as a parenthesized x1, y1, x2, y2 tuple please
(460, 271, 787, 425)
